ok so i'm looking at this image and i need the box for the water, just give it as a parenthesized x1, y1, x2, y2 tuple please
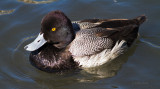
(0, 0, 160, 89)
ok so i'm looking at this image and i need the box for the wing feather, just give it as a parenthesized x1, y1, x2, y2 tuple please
(69, 28, 114, 56)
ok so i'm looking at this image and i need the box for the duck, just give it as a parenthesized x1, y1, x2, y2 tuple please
(24, 10, 146, 72)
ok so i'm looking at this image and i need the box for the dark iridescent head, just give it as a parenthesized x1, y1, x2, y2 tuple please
(25, 10, 75, 51)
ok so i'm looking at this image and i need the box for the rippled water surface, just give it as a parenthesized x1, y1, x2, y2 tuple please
(0, 0, 160, 89)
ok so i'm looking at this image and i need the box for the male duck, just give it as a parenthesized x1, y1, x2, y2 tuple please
(24, 10, 146, 72)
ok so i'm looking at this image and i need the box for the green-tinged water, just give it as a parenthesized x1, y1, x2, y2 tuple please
(0, 0, 160, 89)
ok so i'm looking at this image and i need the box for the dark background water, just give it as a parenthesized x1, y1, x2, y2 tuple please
(0, 0, 160, 89)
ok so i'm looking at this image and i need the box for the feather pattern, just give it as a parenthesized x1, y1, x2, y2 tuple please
(69, 28, 113, 57)
(72, 40, 128, 68)
(69, 24, 142, 68)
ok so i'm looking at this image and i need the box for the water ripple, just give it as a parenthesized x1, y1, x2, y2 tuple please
(0, 9, 15, 15)
(140, 38, 160, 49)
(113, 0, 118, 3)
(18, 0, 57, 4)
(14, 35, 37, 51)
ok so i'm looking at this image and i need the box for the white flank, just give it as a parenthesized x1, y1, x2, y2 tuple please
(73, 40, 128, 68)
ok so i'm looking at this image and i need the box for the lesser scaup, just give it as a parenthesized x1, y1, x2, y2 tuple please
(24, 10, 146, 72)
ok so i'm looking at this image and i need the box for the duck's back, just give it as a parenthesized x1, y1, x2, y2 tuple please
(72, 15, 146, 30)
(69, 16, 146, 68)
(69, 27, 128, 68)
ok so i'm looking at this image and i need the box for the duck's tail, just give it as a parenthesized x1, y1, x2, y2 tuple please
(135, 15, 147, 25)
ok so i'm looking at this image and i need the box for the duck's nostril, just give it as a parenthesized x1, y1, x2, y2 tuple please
(24, 46, 28, 50)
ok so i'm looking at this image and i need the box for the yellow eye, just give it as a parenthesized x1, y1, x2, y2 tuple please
(52, 28, 56, 31)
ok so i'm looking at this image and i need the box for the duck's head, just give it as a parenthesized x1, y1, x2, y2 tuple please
(24, 10, 75, 51)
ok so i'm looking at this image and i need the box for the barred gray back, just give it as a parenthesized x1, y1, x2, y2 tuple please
(69, 28, 113, 57)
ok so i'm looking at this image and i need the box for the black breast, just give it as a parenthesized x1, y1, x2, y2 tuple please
(29, 43, 79, 72)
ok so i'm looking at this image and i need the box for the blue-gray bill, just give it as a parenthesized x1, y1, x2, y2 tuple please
(24, 33, 47, 51)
